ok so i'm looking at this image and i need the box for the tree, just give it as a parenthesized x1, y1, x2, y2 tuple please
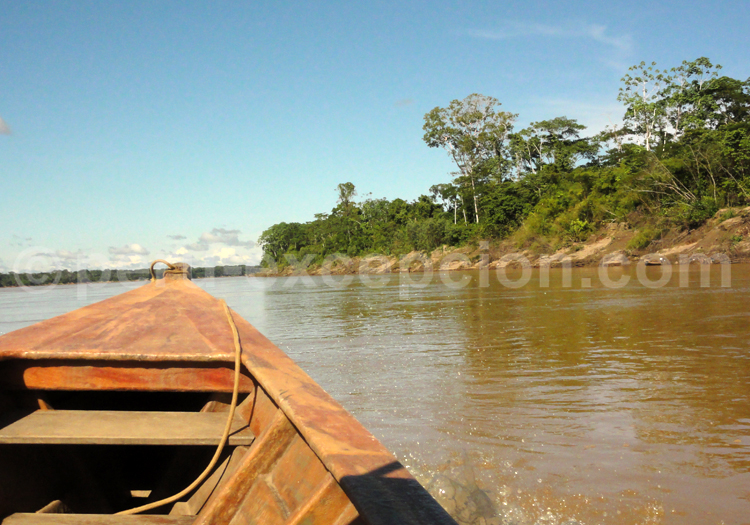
(597, 122, 628, 155)
(661, 57, 723, 136)
(388, 198, 410, 226)
(412, 195, 442, 220)
(480, 180, 536, 234)
(618, 61, 670, 151)
(423, 94, 517, 223)
(337, 182, 357, 207)
(333, 182, 360, 248)
(257, 222, 305, 260)
(510, 117, 595, 175)
(704, 76, 750, 127)
(430, 183, 460, 224)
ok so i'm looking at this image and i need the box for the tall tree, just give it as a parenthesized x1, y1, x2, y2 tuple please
(662, 57, 723, 135)
(618, 61, 669, 151)
(423, 94, 517, 223)
(510, 117, 595, 175)
(334, 182, 360, 247)
(337, 182, 357, 207)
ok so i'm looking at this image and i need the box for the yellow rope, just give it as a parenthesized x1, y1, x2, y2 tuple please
(116, 299, 242, 515)
(149, 259, 177, 281)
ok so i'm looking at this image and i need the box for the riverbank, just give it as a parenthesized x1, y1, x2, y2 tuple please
(257, 206, 750, 276)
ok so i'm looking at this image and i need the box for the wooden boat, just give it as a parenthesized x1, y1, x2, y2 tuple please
(0, 263, 456, 524)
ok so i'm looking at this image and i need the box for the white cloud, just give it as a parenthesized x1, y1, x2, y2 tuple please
(215, 247, 237, 259)
(198, 228, 255, 248)
(185, 241, 209, 252)
(7, 247, 83, 272)
(4, 240, 264, 274)
(178, 227, 256, 258)
(55, 249, 86, 264)
(39, 228, 264, 273)
(199, 245, 263, 267)
(109, 254, 146, 267)
(168, 234, 187, 240)
(10, 234, 32, 248)
(171, 244, 263, 268)
(108, 243, 150, 256)
(468, 22, 632, 53)
(585, 24, 631, 52)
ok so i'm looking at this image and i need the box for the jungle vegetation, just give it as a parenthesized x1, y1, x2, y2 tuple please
(258, 57, 750, 265)
(4, 57, 749, 286)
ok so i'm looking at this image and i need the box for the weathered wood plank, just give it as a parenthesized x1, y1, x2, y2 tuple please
(230, 477, 289, 525)
(237, 385, 277, 438)
(271, 434, 329, 514)
(35, 501, 67, 514)
(0, 279, 237, 363)
(2, 516, 194, 524)
(0, 410, 254, 445)
(331, 503, 363, 525)
(0, 360, 254, 393)
(285, 474, 352, 525)
(170, 447, 249, 516)
(193, 410, 297, 525)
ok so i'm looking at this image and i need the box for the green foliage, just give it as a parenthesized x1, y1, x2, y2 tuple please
(618, 61, 670, 151)
(686, 197, 720, 228)
(257, 222, 306, 260)
(717, 209, 737, 222)
(407, 218, 450, 252)
(567, 219, 593, 242)
(480, 181, 537, 235)
(627, 227, 662, 250)
(510, 116, 597, 174)
(254, 57, 749, 265)
(423, 94, 517, 223)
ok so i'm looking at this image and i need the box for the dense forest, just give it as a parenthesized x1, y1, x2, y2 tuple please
(258, 57, 750, 265)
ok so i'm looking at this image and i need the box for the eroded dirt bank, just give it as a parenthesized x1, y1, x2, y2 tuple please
(257, 206, 750, 276)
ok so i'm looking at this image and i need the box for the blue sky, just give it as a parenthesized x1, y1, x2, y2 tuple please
(1, 1, 749, 271)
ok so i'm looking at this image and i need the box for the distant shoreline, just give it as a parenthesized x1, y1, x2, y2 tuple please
(3, 206, 748, 289)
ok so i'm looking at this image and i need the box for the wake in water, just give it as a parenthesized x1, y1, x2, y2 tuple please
(409, 450, 662, 525)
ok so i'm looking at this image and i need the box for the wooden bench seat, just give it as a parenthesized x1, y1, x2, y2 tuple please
(0, 411, 254, 446)
(2, 515, 194, 524)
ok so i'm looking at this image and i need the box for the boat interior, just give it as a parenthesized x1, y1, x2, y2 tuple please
(0, 273, 457, 525)
(0, 359, 363, 524)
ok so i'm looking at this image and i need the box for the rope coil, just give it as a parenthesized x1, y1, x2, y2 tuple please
(149, 260, 177, 281)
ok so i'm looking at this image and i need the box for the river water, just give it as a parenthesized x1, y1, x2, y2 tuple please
(1, 264, 748, 524)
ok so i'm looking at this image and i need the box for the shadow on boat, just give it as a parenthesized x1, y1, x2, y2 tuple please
(340, 461, 460, 524)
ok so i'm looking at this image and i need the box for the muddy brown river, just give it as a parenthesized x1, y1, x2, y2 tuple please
(1, 263, 748, 524)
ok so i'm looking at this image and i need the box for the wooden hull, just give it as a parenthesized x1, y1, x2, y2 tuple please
(0, 273, 456, 524)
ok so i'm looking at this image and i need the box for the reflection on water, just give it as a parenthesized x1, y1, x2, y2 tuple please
(1, 265, 749, 524)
